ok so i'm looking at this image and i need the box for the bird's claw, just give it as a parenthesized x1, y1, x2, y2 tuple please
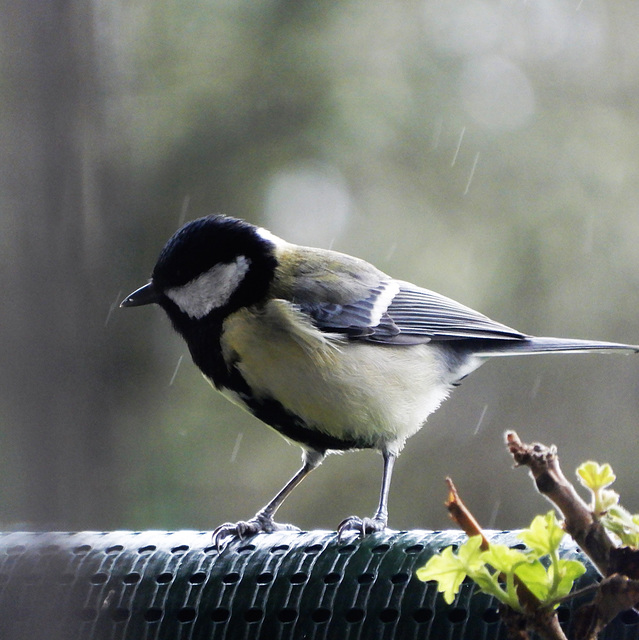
(337, 515, 388, 541)
(212, 513, 299, 551)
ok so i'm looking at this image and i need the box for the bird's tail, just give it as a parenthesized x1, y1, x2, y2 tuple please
(472, 336, 639, 358)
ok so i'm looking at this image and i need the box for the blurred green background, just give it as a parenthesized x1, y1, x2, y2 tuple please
(2, 0, 638, 534)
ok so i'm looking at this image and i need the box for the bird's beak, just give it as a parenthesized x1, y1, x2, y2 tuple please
(120, 282, 161, 308)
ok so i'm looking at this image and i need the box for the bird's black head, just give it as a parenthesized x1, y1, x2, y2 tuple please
(122, 215, 278, 334)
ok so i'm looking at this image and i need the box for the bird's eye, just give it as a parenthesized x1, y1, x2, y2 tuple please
(165, 256, 251, 319)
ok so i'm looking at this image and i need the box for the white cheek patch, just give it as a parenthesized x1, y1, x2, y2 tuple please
(166, 256, 251, 319)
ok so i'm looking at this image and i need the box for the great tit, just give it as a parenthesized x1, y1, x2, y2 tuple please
(121, 214, 638, 545)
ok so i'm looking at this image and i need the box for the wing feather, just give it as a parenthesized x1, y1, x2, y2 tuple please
(273, 246, 526, 344)
(375, 282, 527, 343)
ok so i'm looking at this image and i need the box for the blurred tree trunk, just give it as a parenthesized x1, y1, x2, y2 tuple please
(0, 0, 114, 527)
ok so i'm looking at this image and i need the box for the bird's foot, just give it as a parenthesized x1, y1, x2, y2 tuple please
(337, 515, 388, 541)
(212, 512, 299, 550)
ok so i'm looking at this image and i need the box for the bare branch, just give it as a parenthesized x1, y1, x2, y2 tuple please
(573, 574, 639, 639)
(505, 431, 614, 576)
(445, 477, 490, 548)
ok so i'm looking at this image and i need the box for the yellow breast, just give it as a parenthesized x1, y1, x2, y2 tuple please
(220, 300, 451, 452)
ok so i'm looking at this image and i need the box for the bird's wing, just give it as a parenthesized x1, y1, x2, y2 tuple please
(274, 246, 401, 339)
(377, 282, 527, 343)
(273, 247, 526, 344)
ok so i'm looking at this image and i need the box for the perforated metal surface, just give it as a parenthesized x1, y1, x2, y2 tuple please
(0, 529, 637, 640)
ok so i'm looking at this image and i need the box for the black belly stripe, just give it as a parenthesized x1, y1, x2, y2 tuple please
(235, 390, 371, 452)
(183, 321, 374, 452)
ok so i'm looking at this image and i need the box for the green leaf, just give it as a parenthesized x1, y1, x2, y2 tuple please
(457, 535, 488, 568)
(417, 536, 484, 604)
(416, 548, 465, 604)
(607, 504, 635, 528)
(515, 558, 586, 605)
(598, 489, 620, 512)
(481, 545, 530, 574)
(602, 505, 639, 547)
(577, 461, 615, 491)
(469, 568, 502, 595)
(518, 511, 565, 557)
(416, 513, 589, 612)
(514, 559, 552, 601)
(553, 559, 587, 600)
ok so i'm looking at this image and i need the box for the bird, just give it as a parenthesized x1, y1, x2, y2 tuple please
(121, 214, 638, 546)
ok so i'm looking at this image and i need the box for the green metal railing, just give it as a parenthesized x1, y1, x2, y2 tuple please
(0, 529, 637, 640)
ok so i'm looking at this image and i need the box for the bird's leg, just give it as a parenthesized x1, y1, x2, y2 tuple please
(212, 450, 324, 549)
(372, 448, 396, 523)
(337, 448, 397, 539)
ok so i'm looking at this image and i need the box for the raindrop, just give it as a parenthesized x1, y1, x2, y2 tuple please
(473, 404, 489, 435)
(464, 152, 480, 195)
(169, 355, 184, 386)
(384, 243, 398, 262)
(178, 195, 190, 227)
(487, 498, 501, 529)
(105, 290, 123, 327)
(451, 127, 466, 167)
(101, 590, 116, 611)
(230, 432, 244, 463)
